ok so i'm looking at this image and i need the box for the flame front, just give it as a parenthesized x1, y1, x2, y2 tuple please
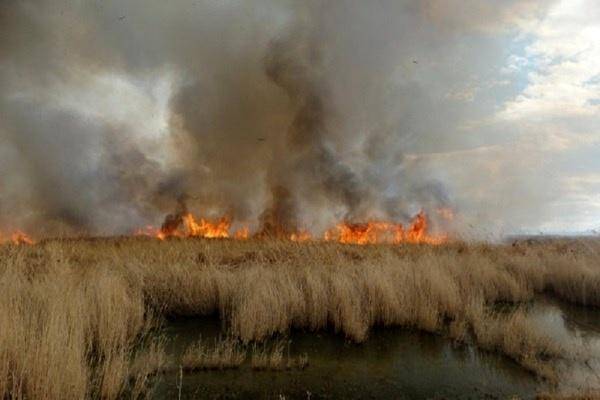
(233, 226, 249, 240)
(137, 210, 448, 245)
(136, 213, 249, 241)
(0, 211, 447, 246)
(404, 211, 446, 244)
(324, 211, 446, 245)
(325, 221, 402, 245)
(0, 230, 35, 246)
(183, 214, 231, 239)
(290, 230, 312, 242)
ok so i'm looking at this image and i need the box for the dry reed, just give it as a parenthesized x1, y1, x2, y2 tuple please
(250, 340, 287, 370)
(1, 236, 599, 398)
(180, 337, 308, 372)
(0, 243, 167, 399)
(181, 336, 245, 370)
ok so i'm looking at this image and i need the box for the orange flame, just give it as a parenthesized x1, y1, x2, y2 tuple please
(137, 210, 448, 245)
(325, 221, 402, 245)
(404, 211, 446, 244)
(137, 213, 250, 241)
(290, 230, 312, 242)
(0, 230, 35, 246)
(183, 214, 230, 239)
(233, 226, 249, 240)
(324, 211, 446, 245)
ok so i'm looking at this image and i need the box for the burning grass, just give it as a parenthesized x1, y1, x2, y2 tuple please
(133, 209, 448, 245)
(0, 230, 34, 246)
(0, 236, 599, 398)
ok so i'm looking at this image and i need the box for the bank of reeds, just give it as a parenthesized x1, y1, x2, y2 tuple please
(181, 336, 245, 370)
(250, 340, 307, 370)
(179, 337, 308, 371)
(1, 237, 599, 398)
(0, 244, 167, 399)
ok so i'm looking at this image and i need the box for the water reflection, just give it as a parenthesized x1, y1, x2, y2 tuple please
(528, 297, 600, 392)
(153, 318, 539, 399)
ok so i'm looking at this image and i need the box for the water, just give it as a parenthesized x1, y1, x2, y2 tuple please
(150, 298, 600, 399)
(527, 297, 600, 391)
(152, 320, 536, 399)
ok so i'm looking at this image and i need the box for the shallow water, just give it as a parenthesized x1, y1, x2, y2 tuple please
(152, 319, 537, 399)
(529, 297, 600, 339)
(527, 297, 600, 391)
(151, 298, 600, 399)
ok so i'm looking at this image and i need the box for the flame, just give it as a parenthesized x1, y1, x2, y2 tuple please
(137, 213, 250, 241)
(0, 230, 35, 246)
(325, 221, 402, 245)
(290, 230, 312, 242)
(234, 226, 249, 240)
(404, 211, 445, 244)
(137, 210, 449, 245)
(183, 214, 230, 238)
(324, 211, 446, 245)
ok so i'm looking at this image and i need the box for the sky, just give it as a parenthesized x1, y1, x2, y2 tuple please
(442, 0, 600, 234)
(0, 0, 599, 238)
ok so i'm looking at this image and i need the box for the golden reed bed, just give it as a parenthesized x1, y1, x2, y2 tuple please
(1, 237, 599, 399)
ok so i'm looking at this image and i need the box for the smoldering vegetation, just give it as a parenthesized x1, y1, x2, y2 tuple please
(1, 237, 600, 398)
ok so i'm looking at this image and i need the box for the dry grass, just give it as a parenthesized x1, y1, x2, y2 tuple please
(181, 336, 245, 370)
(468, 305, 563, 381)
(180, 337, 308, 371)
(0, 243, 167, 399)
(250, 341, 285, 371)
(251, 340, 309, 371)
(1, 236, 599, 398)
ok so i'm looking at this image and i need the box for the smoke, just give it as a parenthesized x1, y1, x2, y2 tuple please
(0, 0, 557, 237)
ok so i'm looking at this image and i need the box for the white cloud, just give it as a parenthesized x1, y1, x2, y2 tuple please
(498, 0, 600, 120)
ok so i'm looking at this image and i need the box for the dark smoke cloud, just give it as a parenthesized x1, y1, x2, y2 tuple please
(0, 0, 556, 237)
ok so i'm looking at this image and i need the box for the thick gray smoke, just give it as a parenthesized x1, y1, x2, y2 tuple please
(0, 0, 555, 237)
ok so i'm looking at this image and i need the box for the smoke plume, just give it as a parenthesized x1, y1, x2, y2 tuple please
(0, 0, 557, 238)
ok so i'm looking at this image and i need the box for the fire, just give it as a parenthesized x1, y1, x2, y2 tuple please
(324, 211, 446, 245)
(0, 230, 35, 246)
(290, 230, 312, 242)
(137, 213, 249, 241)
(234, 226, 249, 240)
(325, 221, 402, 245)
(183, 214, 230, 239)
(137, 210, 448, 245)
(1, 209, 448, 246)
(404, 211, 445, 244)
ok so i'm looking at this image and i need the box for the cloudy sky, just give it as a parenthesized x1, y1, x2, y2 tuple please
(0, 0, 598, 238)
(432, 0, 600, 234)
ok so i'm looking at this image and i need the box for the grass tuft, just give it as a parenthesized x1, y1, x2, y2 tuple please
(1, 237, 599, 397)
